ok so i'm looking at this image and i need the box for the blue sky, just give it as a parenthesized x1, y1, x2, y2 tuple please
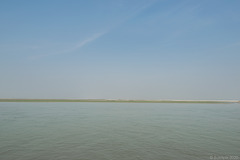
(0, 0, 240, 100)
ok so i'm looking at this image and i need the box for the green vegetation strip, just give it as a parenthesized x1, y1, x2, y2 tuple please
(0, 99, 238, 103)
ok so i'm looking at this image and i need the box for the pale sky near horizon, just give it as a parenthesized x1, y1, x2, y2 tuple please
(0, 0, 240, 100)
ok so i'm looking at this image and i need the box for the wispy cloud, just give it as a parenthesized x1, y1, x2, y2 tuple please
(65, 1, 157, 54)
(30, 0, 157, 60)
(29, 31, 107, 60)
(65, 31, 106, 53)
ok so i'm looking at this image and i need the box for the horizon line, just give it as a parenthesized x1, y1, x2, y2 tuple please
(0, 98, 239, 103)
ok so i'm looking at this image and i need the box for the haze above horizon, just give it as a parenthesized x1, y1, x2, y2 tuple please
(0, 0, 240, 100)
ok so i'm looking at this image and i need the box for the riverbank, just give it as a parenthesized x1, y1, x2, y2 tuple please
(0, 99, 239, 103)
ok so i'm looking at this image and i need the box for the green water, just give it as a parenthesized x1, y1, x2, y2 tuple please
(0, 102, 239, 160)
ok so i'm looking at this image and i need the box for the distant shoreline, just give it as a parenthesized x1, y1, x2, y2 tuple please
(0, 99, 239, 104)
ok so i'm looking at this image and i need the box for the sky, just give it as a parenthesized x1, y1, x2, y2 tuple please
(0, 0, 240, 100)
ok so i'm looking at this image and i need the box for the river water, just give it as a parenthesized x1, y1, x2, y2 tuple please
(0, 102, 239, 160)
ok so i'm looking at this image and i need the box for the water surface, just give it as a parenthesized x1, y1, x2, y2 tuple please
(0, 102, 239, 160)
